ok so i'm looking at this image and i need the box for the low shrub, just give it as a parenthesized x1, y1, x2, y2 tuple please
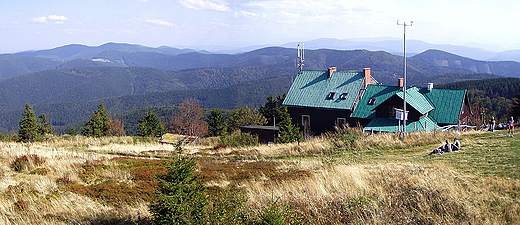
(206, 186, 248, 224)
(220, 132, 259, 148)
(30, 168, 50, 175)
(11, 155, 46, 172)
(330, 127, 364, 151)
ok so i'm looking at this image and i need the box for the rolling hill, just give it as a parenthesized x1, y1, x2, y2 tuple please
(411, 49, 520, 77)
(0, 75, 293, 134)
(1, 43, 518, 134)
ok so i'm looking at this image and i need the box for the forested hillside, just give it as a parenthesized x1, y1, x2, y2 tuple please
(0, 75, 292, 134)
(0, 65, 296, 113)
(437, 77, 520, 121)
(3, 44, 520, 135)
(0, 54, 60, 80)
(412, 49, 520, 77)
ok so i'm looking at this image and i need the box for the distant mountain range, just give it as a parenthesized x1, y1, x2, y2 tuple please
(0, 41, 518, 134)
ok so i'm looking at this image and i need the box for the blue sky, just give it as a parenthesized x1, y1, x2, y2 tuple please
(1, 0, 518, 53)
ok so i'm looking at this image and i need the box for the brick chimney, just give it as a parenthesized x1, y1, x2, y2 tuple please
(363, 68, 371, 88)
(327, 67, 337, 77)
(398, 78, 404, 87)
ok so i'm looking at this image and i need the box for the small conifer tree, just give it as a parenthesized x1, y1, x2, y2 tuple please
(207, 108, 226, 137)
(138, 108, 166, 137)
(150, 157, 207, 224)
(277, 107, 302, 143)
(82, 102, 110, 137)
(18, 103, 41, 142)
(39, 113, 54, 135)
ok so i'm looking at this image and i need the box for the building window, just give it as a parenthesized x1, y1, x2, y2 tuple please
(327, 92, 336, 99)
(340, 93, 348, 100)
(368, 98, 376, 105)
(390, 107, 397, 117)
(302, 115, 310, 127)
(336, 118, 346, 128)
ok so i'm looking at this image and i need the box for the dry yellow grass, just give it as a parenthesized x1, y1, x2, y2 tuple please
(0, 131, 517, 224)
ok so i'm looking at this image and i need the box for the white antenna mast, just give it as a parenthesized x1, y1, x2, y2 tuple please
(297, 42, 305, 74)
(397, 20, 413, 139)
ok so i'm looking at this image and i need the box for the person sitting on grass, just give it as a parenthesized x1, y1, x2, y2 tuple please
(429, 140, 452, 155)
(452, 138, 461, 151)
(444, 140, 452, 153)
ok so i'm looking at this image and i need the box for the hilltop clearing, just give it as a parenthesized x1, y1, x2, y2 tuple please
(0, 130, 518, 224)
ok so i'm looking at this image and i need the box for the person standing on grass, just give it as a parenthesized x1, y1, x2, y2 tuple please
(508, 116, 515, 137)
(491, 117, 496, 132)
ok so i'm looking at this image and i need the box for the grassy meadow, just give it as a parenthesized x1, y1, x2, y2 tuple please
(0, 129, 518, 224)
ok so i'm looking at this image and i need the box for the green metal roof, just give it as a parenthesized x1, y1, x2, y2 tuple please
(352, 84, 467, 126)
(363, 116, 437, 132)
(395, 87, 434, 114)
(421, 88, 467, 124)
(350, 85, 400, 119)
(282, 70, 365, 110)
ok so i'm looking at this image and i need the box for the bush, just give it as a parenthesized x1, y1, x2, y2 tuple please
(206, 186, 248, 224)
(11, 155, 45, 172)
(219, 132, 259, 148)
(330, 127, 363, 151)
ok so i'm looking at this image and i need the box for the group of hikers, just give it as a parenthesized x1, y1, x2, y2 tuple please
(488, 116, 514, 137)
(429, 138, 461, 155)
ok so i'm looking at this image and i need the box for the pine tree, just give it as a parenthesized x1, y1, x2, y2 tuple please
(82, 102, 110, 137)
(137, 108, 166, 137)
(207, 108, 226, 137)
(259, 93, 286, 126)
(511, 86, 520, 120)
(228, 106, 267, 132)
(150, 157, 207, 224)
(277, 107, 302, 143)
(39, 113, 54, 135)
(18, 103, 41, 142)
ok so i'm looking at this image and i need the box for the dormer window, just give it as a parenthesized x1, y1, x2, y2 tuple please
(340, 93, 348, 100)
(327, 92, 336, 99)
(368, 98, 376, 105)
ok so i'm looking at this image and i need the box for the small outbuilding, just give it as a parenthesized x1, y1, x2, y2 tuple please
(240, 125, 280, 143)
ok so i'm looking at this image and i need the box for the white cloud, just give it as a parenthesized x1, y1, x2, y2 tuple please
(31, 15, 68, 24)
(146, 19, 174, 26)
(138, 0, 149, 2)
(177, 0, 230, 11)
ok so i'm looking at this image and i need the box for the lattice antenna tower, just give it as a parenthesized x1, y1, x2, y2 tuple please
(297, 42, 305, 74)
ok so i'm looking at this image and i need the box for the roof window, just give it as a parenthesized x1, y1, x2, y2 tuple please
(368, 98, 376, 105)
(327, 92, 336, 99)
(340, 93, 348, 100)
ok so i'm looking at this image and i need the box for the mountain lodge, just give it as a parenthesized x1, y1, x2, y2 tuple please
(282, 67, 470, 134)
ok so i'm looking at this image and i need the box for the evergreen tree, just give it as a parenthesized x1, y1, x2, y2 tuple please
(82, 102, 109, 137)
(66, 126, 78, 136)
(137, 108, 166, 137)
(511, 87, 520, 120)
(277, 107, 302, 143)
(207, 108, 226, 137)
(228, 106, 267, 132)
(38, 113, 54, 135)
(150, 157, 207, 224)
(259, 93, 286, 126)
(18, 103, 41, 142)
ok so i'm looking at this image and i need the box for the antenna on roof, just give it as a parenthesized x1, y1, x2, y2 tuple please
(297, 42, 305, 74)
